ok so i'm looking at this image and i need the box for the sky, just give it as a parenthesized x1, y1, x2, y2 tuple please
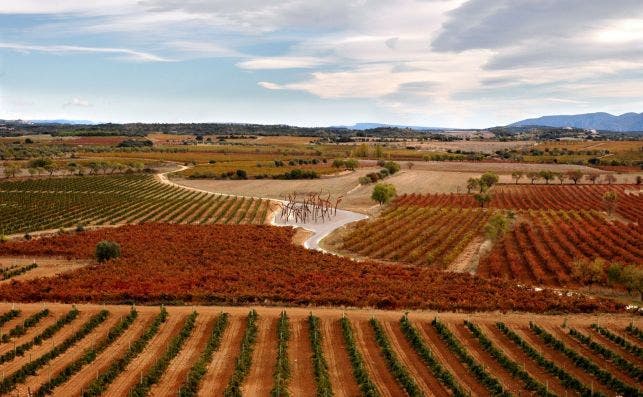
(1, 0, 643, 128)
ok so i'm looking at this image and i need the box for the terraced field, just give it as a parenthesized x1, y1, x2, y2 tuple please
(0, 304, 639, 396)
(0, 174, 272, 235)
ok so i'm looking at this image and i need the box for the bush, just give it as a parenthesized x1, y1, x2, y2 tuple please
(383, 161, 400, 175)
(372, 183, 396, 205)
(95, 241, 121, 263)
(235, 169, 248, 179)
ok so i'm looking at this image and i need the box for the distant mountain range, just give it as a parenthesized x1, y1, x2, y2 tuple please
(510, 112, 643, 132)
(30, 119, 97, 125)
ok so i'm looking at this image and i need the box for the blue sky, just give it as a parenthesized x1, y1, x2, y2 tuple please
(1, 0, 643, 127)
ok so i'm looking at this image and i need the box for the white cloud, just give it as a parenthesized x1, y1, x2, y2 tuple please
(0, 42, 171, 62)
(63, 97, 91, 107)
(238, 57, 326, 70)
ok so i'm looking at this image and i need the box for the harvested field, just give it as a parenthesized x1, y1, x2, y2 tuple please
(0, 303, 636, 396)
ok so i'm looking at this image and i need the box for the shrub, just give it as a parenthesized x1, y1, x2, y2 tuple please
(383, 161, 400, 175)
(235, 169, 247, 179)
(95, 241, 121, 263)
(371, 183, 396, 205)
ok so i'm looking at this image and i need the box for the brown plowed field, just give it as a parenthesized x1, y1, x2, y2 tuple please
(198, 315, 246, 396)
(103, 313, 187, 396)
(53, 312, 155, 396)
(585, 325, 643, 367)
(449, 322, 525, 393)
(150, 313, 213, 396)
(0, 303, 636, 396)
(417, 322, 489, 396)
(18, 314, 121, 393)
(286, 317, 316, 395)
(242, 316, 277, 395)
(320, 318, 361, 397)
(481, 323, 571, 396)
(516, 326, 613, 395)
(546, 324, 640, 387)
(0, 311, 90, 373)
(381, 320, 449, 396)
(352, 320, 405, 397)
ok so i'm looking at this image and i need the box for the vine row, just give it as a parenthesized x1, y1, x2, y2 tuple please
(179, 312, 229, 397)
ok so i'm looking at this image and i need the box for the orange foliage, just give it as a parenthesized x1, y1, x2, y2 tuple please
(0, 224, 621, 313)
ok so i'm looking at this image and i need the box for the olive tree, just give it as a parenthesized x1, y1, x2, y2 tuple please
(371, 183, 397, 205)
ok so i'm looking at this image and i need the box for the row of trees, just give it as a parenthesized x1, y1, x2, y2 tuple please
(571, 258, 642, 299)
(510, 170, 628, 185)
(2, 159, 146, 178)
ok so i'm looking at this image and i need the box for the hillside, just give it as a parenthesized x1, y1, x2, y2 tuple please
(511, 112, 643, 132)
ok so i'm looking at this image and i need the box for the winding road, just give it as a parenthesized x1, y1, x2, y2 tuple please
(157, 165, 368, 251)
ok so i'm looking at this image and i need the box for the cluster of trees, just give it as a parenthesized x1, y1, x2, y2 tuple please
(571, 259, 642, 299)
(466, 172, 499, 208)
(332, 158, 359, 171)
(510, 169, 625, 185)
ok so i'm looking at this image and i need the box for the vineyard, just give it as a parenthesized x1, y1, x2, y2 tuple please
(0, 224, 620, 312)
(338, 206, 491, 267)
(479, 210, 643, 286)
(396, 184, 643, 222)
(0, 174, 272, 235)
(339, 184, 642, 288)
(0, 303, 638, 396)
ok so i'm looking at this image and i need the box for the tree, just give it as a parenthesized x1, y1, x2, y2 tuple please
(526, 172, 541, 184)
(511, 171, 524, 184)
(3, 163, 21, 178)
(636, 176, 642, 185)
(586, 173, 600, 184)
(406, 161, 414, 170)
(383, 161, 400, 175)
(466, 178, 479, 194)
(555, 172, 567, 184)
(566, 170, 583, 184)
(480, 172, 499, 189)
(606, 263, 623, 287)
(374, 145, 384, 158)
(604, 174, 617, 184)
(235, 169, 247, 179)
(483, 213, 509, 241)
(66, 162, 78, 175)
(603, 191, 618, 216)
(332, 159, 344, 169)
(28, 158, 53, 169)
(371, 183, 396, 205)
(539, 170, 555, 184)
(619, 265, 643, 300)
(344, 158, 358, 171)
(571, 258, 605, 288)
(95, 241, 121, 263)
(474, 192, 492, 208)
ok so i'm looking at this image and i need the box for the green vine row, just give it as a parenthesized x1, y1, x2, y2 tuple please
(224, 310, 259, 397)
(308, 314, 333, 397)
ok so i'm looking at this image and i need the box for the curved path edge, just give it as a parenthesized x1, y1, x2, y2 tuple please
(157, 165, 369, 252)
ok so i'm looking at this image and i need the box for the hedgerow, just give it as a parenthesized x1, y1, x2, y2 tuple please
(340, 316, 380, 397)
(1, 263, 38, 280)
(82, 306, 168, 396)
(128, 310, 198, 396)
(271, 311, 291, 397)
(464, 320, 555, 396)
(34, 307, 138, 396)
(369, 318, 423, 396)
(399, 315, 464, 396)
(224, 310, 259, 397)
(495, 322, 600, 396)
(0, 309, 109, 393)
(308, 314, 333, 397)
(179, 312, 229, 397)
(530, 323, 639, 396)
(431, 318, 509, 396)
